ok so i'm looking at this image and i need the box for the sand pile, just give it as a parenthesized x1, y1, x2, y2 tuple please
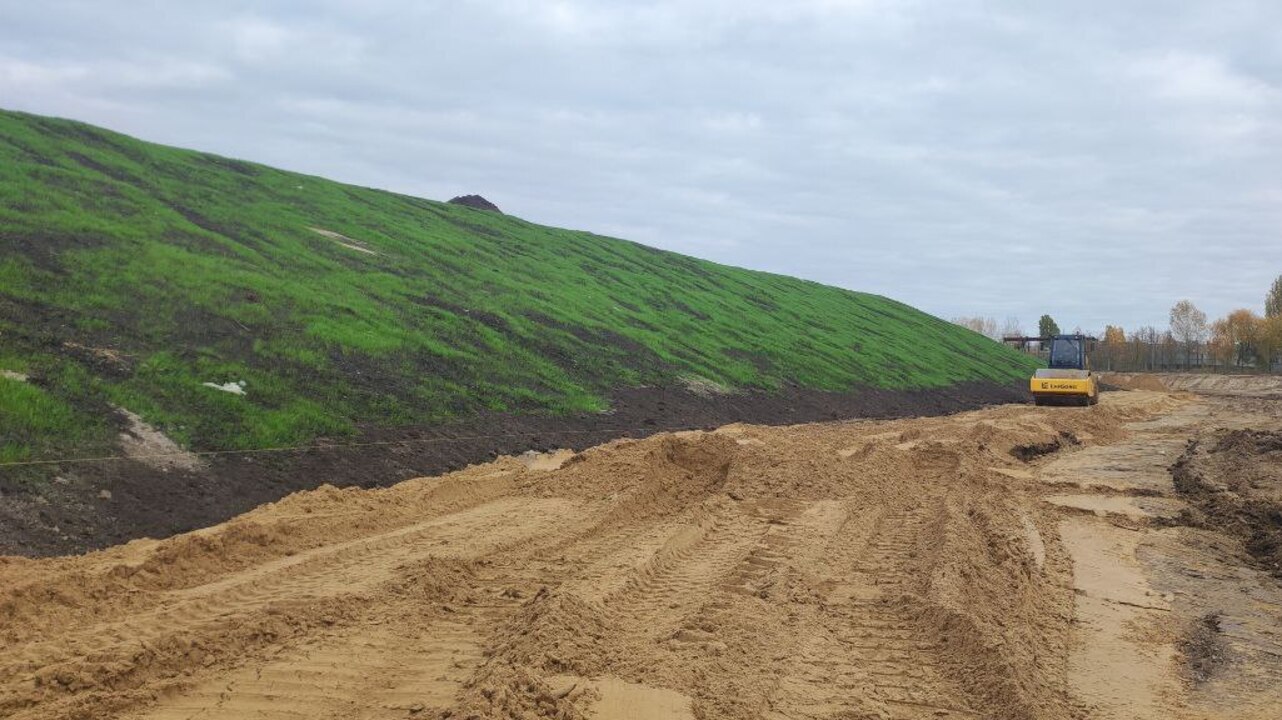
(0, 394, 1178, 720)
(1102, 372, 1282, 398)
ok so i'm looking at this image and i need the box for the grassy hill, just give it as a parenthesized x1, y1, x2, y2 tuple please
(0, 109, 1038, 463)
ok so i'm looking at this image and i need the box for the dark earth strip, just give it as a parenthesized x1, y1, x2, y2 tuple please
(1171, 429, 1282, 578)
(0, 380, 1026, 557)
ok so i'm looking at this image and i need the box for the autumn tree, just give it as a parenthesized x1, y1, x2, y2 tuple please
(1038, 314, 1060, 337)
(1169, 300, 1208, 368)
(1209, 309, 1260, 367)
(1208, 318, 1233, 366)
(1266, 275, 1282, 318)
(1257, 315, 1282, 370)
(1098, 325, 1125, 370)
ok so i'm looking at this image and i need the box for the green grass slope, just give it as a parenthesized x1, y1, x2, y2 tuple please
(0, 109, 1038, 462)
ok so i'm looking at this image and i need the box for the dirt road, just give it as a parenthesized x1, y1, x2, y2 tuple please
(3, 382, 1280, 719)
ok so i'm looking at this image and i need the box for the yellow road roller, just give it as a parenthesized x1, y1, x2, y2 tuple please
(1028, 334, 1099, 406)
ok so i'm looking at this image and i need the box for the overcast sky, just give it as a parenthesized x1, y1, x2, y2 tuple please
(3, 1, 1280, 332)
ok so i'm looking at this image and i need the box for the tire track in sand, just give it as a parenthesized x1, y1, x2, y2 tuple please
(767, 502, 980, 720)
(598, 501, 769, 638)
(131, 617, 488, 720)
(3, 498, 578, 719)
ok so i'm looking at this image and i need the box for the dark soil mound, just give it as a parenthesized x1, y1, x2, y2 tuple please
(448, 194, 502, 213)
(0, 380, 1026, 557)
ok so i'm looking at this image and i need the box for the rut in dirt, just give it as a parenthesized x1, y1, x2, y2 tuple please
(1171, 429, 1282, 577)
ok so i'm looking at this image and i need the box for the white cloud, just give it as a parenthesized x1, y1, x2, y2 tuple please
(222, 16, 366, 66)
(1132, 51, 1275, 106)
(0, 57, 90, 86)
(227, 17, 295, 62)
(0, 56, 228, 90)
(700, 111, 764, 135)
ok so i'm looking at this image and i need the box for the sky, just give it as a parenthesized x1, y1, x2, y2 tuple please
(2, 0, 1280, 333)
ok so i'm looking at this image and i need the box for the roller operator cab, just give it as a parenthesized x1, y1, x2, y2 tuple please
(1030, 334, 1099, 407)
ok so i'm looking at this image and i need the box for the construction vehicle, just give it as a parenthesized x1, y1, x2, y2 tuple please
(1003, 334, 1100, 406)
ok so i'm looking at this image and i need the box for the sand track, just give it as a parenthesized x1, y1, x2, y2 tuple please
(4, 387, 1281, 719)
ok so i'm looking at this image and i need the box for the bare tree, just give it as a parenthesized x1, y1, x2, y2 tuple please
(1170, 300, 1208, 369)
(1133, 326, 1160, 344)
(1131, 325, 1161, 370)
(1162, 330, 1180, 370)
(952, 316, 999, 340)
(1000, 316, 1022, 339)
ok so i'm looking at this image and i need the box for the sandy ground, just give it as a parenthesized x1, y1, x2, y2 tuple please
(1104, 372, 1282, 397)
(2, 383, 1280, 719)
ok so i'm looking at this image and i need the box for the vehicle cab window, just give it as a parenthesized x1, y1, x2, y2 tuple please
(1049, 337, 1083, 369)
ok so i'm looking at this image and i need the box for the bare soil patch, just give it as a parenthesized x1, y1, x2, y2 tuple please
(0, 380, 1025, 556)
(1171, 429, 1282, 577)
(1010, 430, 1080, 462)
(1033, 390, 1282, 719)
(447, 194, 502, 213)
(1179, 612, 1228, 685)
(1102, 372, 1282, 397)
(3, 387, 1146, 720)
(8, 388, 1282, 719)
(114, 408, 202, 472)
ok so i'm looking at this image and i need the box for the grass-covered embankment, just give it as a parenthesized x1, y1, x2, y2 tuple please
(0, 109, 1039, 462)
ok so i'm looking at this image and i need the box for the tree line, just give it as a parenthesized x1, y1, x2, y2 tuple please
(953, 275, 1282, 372)
(952, 313, 1074, 339)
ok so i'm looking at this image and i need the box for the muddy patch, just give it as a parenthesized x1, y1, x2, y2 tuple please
(1011, 431, 1080, 462)
(1171, 430, 1282, 577)
(1179, 612, 1228, 685)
